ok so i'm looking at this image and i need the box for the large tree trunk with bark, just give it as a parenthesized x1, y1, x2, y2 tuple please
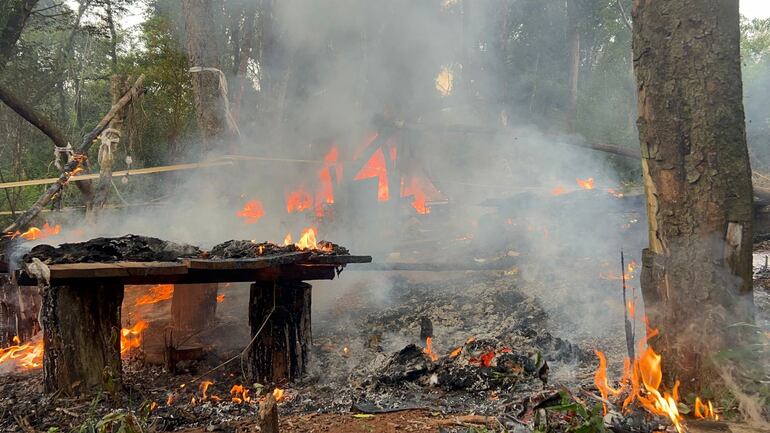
(246, 281, 311, 383)
(42, 283, 124, 395)
(632, 0, 754, 393)
(170, 283, 219, 335)
(182, 0, 233, 152)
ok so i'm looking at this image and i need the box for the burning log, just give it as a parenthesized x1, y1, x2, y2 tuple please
(41, 282, 124, 395)
(246, 281, 312, 383)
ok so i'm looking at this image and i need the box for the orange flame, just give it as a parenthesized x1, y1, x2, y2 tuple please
(199, 380, 213, 400)
(0, 336, 44, 371)
(576, 177, 595, 190)
(5, 223, 62, 241)
(237, 200, 265, 224)
(315, 146, 342, 217)
(400, 175, 442, 215)
(594, 328, 686, 433)
(286, 188, 313, 214)
(135, 284, 174, 306)
(272, 387, 285, 402)
(694, 397, 719, 421)
(295, 227, 318, 250)
(230, 384, 251, 404)
(216, 294, 225, 303)
(355, 148, 389, 201)
(449, 347, 462, 358)
(423, 337, 439, 362)
(120, 320, 148, 355)
(551, 185, 566, 196)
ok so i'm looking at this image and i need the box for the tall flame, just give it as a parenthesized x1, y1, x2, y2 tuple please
(355, 148, 389, 201)
(593, 327, 713, 433)
(423, 337, 439, 362)
(294, 227, 318, 250)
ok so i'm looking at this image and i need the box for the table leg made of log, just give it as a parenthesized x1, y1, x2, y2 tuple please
(41, 282, 124, 395)
(246, 281, 311, 383)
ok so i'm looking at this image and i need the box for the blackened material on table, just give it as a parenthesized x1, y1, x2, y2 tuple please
(25, 235, 201, 264)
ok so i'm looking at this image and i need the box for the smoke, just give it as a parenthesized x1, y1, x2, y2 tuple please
(12, 1, 651, 357)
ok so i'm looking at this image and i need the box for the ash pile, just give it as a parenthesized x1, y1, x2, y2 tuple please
(281, 272, 599, 430)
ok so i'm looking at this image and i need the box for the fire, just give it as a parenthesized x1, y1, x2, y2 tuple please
(230, 384, 251, 404)
(135, 284, 174, 306)
(694, 397, 719, 421)
(449, 346, 462, 358)
(272, 387, 285, 402)
(594, 328, 694, 433)
(423, 337, 439, 362)
(479, 351, 496, 367)
(315, 146, 342, 217)
(5, 223, 62, 241)
(199, 380, 213, 400)
(216, 294, 225, 303)
(0, 336, 44, 371)
(435, 65, 454, 96)
(355, 148, 389, 201)
(236, 199, 265, 224)
(295, 227, 318, 250)
(283, 233, 293, 246)
(551, 185, 566, 196)
(286, 188, 313, 214)
(576, 177, 595, 190)
(400, 174, 443, 215)
(120, 320, 148, 355)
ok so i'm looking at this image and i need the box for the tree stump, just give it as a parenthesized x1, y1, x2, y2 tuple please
(170, 283, 219, 335)
(246, 281, 311, 383)
(0, 276, 40, 345)
(42, 282, 123, 395)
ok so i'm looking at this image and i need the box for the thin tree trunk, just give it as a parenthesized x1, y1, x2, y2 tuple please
(91, 75, 128, 210)
(633, 0, 754, 393)
(566, 0, 580, 131)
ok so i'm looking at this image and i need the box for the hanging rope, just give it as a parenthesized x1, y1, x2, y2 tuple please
(52, 144, 74, 170)
(98, 127, 121, 167)
(188, 66, 241, 137)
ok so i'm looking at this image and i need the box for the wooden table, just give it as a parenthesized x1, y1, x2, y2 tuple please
(14, 252, 372, 396)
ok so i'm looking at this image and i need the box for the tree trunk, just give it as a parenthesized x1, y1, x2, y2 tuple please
(92, 75, 128, 210)
(246, 281, 311, 383)
(566, 0, 580, 130)
(0, 276, 40, 345)
(632, 0, 754, 393)
(42, 283, 124, 395)
(0, 0, 39, 70)
(182, 0, 231, 152)
(170, 283, 219, 335)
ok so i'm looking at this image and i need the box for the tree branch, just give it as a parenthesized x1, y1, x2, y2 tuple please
(0, 81, 69, 148)
(3, 74, 145, 233)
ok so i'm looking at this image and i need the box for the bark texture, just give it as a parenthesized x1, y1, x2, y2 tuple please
(42, 283, 124, 395)
(182, 0, 230, 152)
(633, 0, 754, 392)
(92, 75, 128, 209)
(246, 281, 311, 383)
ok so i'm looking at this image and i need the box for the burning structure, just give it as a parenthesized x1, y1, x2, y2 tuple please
(0, 1, 769, 433)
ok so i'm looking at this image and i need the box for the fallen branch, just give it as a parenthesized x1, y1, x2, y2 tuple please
(3, 74, 145, 233)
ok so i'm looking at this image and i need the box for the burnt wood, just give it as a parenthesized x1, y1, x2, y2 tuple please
(42, 282, 123, 395)
(171, 283, 218, 334)
(15, 256, 369, 285)
(246, 281, 311, 383)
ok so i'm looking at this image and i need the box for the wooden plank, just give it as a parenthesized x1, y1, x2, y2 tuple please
(305, 255, 373, 264)
(48, 261, 188, 279)
(183, 251, 311, 269)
